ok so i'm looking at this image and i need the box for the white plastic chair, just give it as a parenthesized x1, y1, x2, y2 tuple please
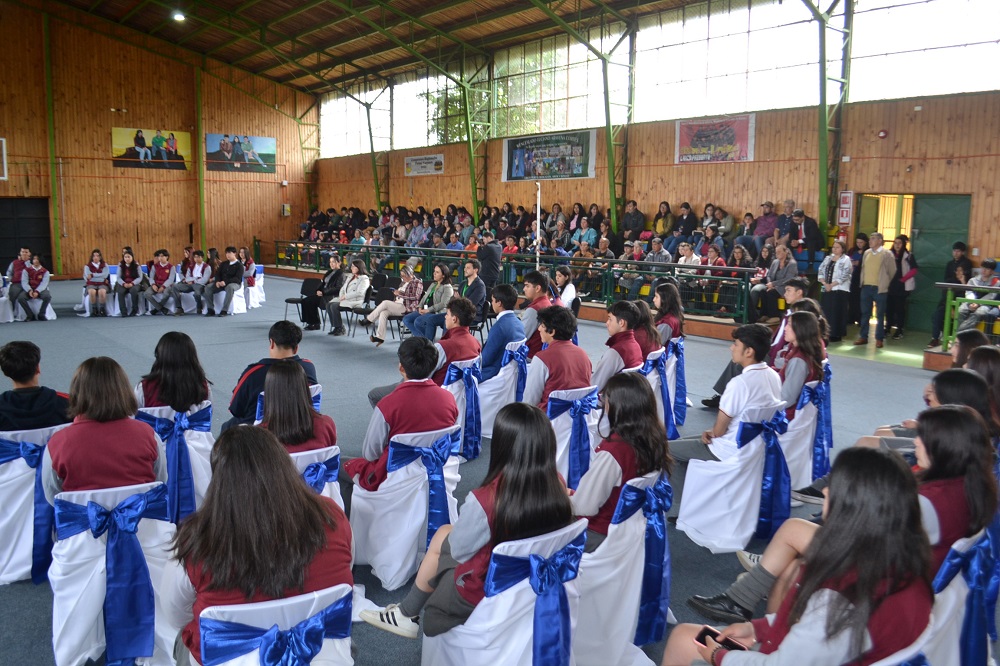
(255, 384, 323, 424)
(197, 583, 353, 666)
(575, 472, 673, 666)
(547, 385, 600, 491)
(49, 482, 176, 666)
(422, 519, 589, 666)
(0, 423, 71, 584)
(479, 340, 528, 439)
(351, 425, 462, 591)
(677, 403, 787, 553)
(290, 445, 344, 509)
(442, 356, 483, 461)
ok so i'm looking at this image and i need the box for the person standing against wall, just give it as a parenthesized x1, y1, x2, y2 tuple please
(854, 232, 896, 349)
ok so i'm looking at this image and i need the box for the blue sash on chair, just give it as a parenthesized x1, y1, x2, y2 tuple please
(301, 454, 340, 494)
(200, 591, 352, 666)
(256, 390, 322, 422)
(0, 437, 53, 583)
(933, 534, 994, 666)
(443, 362, 483, 461)
(611, 475, 674, 646)
(795, 363, 834, 480)
(484, 532, 586, 666)
(547, 389, 599, 490)
(667, 338, 687, 426)
(637, 352, 678, 440)
(386, 430, 460, 548)
(136, 404, 212, 523)
(54, 484, 170, 666)
(736, 411, 790, 540)
(501, 344, 530, 402)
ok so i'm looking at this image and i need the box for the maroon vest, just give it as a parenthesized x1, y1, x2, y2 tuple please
(453, 477, 500, 606)
(152, 262, 173, 287)
(533, 340, 592, 409)
(655, 314, 681, 340)
(525, 296, 554, 358)
(86, 261, 108, 286)
(119, 262, 141, 285)
(778, 345, 821, 419)
(586, 436, 639, 535)
(47, 417, 159, 491)
(9, 259, 26, 284)
(27, 266, 47, 290)
(919, 477, 972, 573)
(607, 330, 643, 370)
(431, 327, 482, 386)
(632, 327, 661, 359)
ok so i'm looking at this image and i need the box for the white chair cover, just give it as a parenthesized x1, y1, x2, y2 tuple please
(422, 519, 589, 666)
(575, 472, 664, 666)
(255, 384, 323, 424)
(637, 347, 672, 435)
(351, 425, 462, 590)
(780, 380, 821, 490)
(14, 298, 57, 321)
(548, 385, 600, 490)
(0, 294, 12, 323)
(442, 356, 483, 461)
(479, 340, 528, 440)
(49, 482, 176, 666)
(213, 285, 248, 315)
(245, 265, 265, 309)
(198, 583, 353, 666)
(176, 290, 202, 314)
(137, 400, 215, 514)
(677, 402, 785, 553)
(290, 445, 345, 509)
(0, 423, 71, 584)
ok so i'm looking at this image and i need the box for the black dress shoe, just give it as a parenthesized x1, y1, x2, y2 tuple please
(701, 394, 721, 409)
(686, 594, 752, 624)
(304, 324, 320, 331)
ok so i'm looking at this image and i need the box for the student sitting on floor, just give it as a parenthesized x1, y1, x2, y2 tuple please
(258, 360, 337, 453)
(0, 341, 70, 431)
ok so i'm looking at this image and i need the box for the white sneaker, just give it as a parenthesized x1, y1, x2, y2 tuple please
(737, 550, 762, 572)
(360, 603, 420, 639)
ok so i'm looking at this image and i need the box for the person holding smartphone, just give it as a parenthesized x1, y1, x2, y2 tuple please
(661, 448, 933, 666)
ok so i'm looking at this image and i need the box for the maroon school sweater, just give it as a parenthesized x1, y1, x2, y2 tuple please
(47, 416, 159, 491)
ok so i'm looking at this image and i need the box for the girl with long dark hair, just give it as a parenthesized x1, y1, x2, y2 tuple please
(847, 233, 869, 325)
(632, 299, 663, 358)
(360, 403, 573, 639)
(653, 281, 684, 342)
(778, 311, 827, 419)
(115, 247, 143, 317)
(670, 448, 933, 666)
(136, 331, 211, 412)
(162, 426, 353, 665)
(573, 373, 671, 552)
(259, 360, 336, 453)
(951, 328, 990, 368)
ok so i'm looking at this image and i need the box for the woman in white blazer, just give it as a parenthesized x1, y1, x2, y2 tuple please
(327, 258, 371, 336)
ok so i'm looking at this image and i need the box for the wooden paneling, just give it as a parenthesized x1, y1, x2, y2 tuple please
(389, 144, 471, 213)
(314, 153, 375, 212)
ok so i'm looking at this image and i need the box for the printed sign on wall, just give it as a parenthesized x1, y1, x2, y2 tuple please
(206, 133, 277, 172)
(675, 114, 755, 164)
(404, 154, 445, 176)
(502, 130, 597, 182)
(112, 128, 191, 170)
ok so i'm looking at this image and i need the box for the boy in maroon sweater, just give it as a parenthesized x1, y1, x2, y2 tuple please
(430, 297, 482, 386)
(591, 300, 644, 392)
(520, 270, 554, 359)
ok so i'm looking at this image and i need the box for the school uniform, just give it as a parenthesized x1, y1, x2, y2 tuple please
(5, 258, 27, 315)
(83, 261, 110, 291)
(18, 264, 51, 319)
(143, 262, 176, 313)
(431, 326, 482, 386)
(655, 314, 681, 344)
(134, 378, 211, 410)
(570, 434, 639, 552)
(632, 327, 662, 359)
(479, 310, 526, 382)
(170, 262, 211, 313)
(591, 330, 643, 392)
(261, 413, 338, 454)
(115, 262, 143, 316)
(0, 387, 70, 431)
(522, 339, 593, 410)
(205, 260, 244, 315)
(918, 476, 971, 573)
(520, 295, 553, 359)
(225, 356, 318, 429)
(778, 346, 822, 419)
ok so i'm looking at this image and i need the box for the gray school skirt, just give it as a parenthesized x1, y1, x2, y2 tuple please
(423, 537, 478, 637)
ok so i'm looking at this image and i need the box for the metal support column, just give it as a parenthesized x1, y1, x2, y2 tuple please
(42, 15, 63, 272)
(365, 101, 390, 211)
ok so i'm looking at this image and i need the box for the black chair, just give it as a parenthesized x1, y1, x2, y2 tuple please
(384, 275, 403, 290)
(570, 297, 581, 318)
(284, 278, 323, 322)
(370, 272, 388, 293)
(349, 286, 386, 337)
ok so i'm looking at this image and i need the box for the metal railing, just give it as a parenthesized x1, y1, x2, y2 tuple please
(938, 281, 1000, 350)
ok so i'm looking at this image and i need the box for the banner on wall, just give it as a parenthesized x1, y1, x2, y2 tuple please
(112, 128, 191, 170)
(502, 130, 597, 182)
(206, 133, 277, 172)
(674, 114, 755, 164)
(404, 154, 445, 176)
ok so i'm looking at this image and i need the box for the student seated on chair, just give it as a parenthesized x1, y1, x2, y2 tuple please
(5, 246, 30, 319)
(259, 361, 337, 453)
(169, 250, 211, 316)
(653, 282, 685, 343)
(204, 246, 244, 317)
(143, 249, 176, 315)
(671, 324, 781, 463)
(522, 306, 592, 411)
(136, 331, 212, 411)
(161, 426, 353, 666)
(41, 356, 167, 504)
(457, 259, 487, 325)
(83, 249, 111, 317)
(572, 373, 672, 553)
(520, 270, 555, 359)
(663, 448, 933, 666)
(591, 301, 644, 393)
(429, 297, 482, 387)
(0, 341, 70, 431)
(114, 248, 143, 317)
(777, 311, 827, 420)
(479, 284, 526, 382)
(360, 402, 573, 639)
(224, 321, 317, 431)
(17, 254, 52, 321)
(632, 300, 664, 359)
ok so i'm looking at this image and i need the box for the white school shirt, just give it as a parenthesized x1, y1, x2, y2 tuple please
(710, 362, 783, 460)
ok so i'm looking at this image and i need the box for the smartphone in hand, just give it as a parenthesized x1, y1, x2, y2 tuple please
(694, 625, 749, 651)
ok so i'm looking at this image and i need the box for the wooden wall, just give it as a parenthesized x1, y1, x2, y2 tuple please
(314, 153, 374, 214)
(389, 144, 470, 213)
(0, 1, 316, 272)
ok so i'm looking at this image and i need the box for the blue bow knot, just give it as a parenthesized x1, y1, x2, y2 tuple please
(736, 411, 791, 539)
(443, 363, 483, 460)
(0, 437, 52, 583)
(638, 352, 678, 439)
(136, 404, 212, 523)
(501, 344, 530, 402)
(301, 455, 340, 494)
(667, 338, 687, 426)
(795, 364, 834, 480)
(387, 431, 459, 548)
(547, 390, 599, 490)
(933, 534, 994, 664)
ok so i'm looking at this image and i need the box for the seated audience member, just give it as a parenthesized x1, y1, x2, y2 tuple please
(632, 300, 663, 359)
(430, 297, 482, 386)
(41, 356, 167, 504)
(0, 341, 70, 431)
(83, 249, 111, 317)
(749, 243, 798, 325)
(143, 249, 176, 315)
(653, 282, 685, 342)
(479, 285, 526, 382)
(455, 259, 487, 324)
(301, 254, 344, 331)
(17, 254, 52, 321)
(362, 264, 423, 347)
(403, 264, 454, 340)
(778, 311, 827, 420)
(114, 248, 143, 317)
(553, 265, 577, 306)
(238, 246, 256, 291)
(627, 237, 671, 302)
(956, 258, 1000, 332)
(5, 246, 31, 318)
(326, 258, 370, 336)
(665, 448, 933, 666)
(360, 403, 573, 638)
(522, 306, 593, 410)
(162, 426, 353, 665)
(520, 270, 555, 359)
(225, 321, 317, 431)
(950, 328, 990, 368)
(170, 250, 211, 316)
(592, 301, 644, 393)
(345, 337, 458, 493)
(259, 360, 337, 453)
(672, 324, 781, 463)
(136, 331, 211, 411)
(572, 373, 672, 553)
(204, 246, 244, 317)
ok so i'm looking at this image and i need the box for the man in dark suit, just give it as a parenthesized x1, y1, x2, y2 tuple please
(476, 230, 503, 292)
(479, 284, 526, 382)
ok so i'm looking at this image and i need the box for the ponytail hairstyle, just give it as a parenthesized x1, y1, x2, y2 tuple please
(653, 282, 684, 337)
(601, 373, 672, 476)
(786, 311, 826, 377)
(632, 299, 662, 349)
(789, 298, 829, 343)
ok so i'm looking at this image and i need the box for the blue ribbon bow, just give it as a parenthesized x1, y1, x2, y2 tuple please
(611, 475, 674, 646)
(0, 438, 52, 583)
(54, 484, 170, 665)
(736, 411, 791, 539)
(136, 404, 212, 523)
(484, 532, 586, 666)
(443, 362, 483, 461)
(985, 514, 1000, 641)
(667, 338, 687, 426)
(795, 364, 834, 481)
(638, 353, 679, 440)
(200, 590, 352, 666)
(547, 389, 600, 490)
(932, 534, 994, 666)
(386, 431, 459, 548)
(501, 344, 530, 403)
(301, 454, 340, 494)
(256, 391, 322, 422)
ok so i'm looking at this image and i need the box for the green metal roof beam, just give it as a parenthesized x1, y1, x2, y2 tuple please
(116, 0, 153, 24)
(346, 0, 488, 58)
(199, 0, 329, 52)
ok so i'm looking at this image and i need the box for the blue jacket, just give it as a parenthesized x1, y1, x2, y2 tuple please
(480, 311, 526, 382)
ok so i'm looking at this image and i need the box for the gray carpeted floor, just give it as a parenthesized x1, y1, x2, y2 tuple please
(0, 276, 935, 665)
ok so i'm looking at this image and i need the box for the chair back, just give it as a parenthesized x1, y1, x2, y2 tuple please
(480, 339, 528, 439)
(570, 297, 581, 317)
(780, 378, 822, 490)
(300, 278, 322, 297)
(442, 356, 483, 461)
(256, 384, 324, 423)
(290, 445, 344, 509)
(370, 272, 388, 292)
(547, 385, 600, 490)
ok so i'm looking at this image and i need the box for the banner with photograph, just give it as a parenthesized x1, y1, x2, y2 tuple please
(206, 133, 277, 172)
(674, 114, 755, 164)
(112, 128, 191, 170)
(502, 130, 597, 182)
(404, 154, 444, 176)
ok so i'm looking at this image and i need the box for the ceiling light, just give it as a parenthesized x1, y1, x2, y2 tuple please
(173, 11, 185, 21)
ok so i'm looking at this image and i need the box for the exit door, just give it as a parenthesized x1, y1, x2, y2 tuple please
(910, 195, 971, 331)
(0, 198, 53, 272)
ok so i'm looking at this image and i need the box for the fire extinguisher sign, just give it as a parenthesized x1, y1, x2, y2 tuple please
(838, 191, 854, 227)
